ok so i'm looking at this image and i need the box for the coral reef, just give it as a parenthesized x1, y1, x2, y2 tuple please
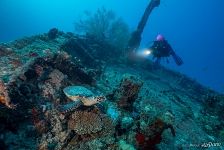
(37, 108, 115, 149)
(121, 116, 134, 129)
(40, 69, 67, 100)
(112, 74, 143, 111)
(73, 109, 115, 137)
(135, 118, 175, 150)
(13, 37, 35, 49)
(106, 105, 120, 122)
(68, 110, 103, 135)
(31, 108, 49, 134)
(118, 140, 136, 150)
(0, 30, 224, 150)
(199, 94, 224, 140)
(0, 46, 13, 56)
(0, 48, 98, 149)
(75, 7, 130, 52)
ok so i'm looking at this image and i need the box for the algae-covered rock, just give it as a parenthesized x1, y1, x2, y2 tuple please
(118, 140, 136, 150)
(121, 116, 134, 129)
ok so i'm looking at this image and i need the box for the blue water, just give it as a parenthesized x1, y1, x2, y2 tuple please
(0, 0, 224, 93)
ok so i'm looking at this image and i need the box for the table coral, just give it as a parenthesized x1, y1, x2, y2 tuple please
(68, 111, 103, 135)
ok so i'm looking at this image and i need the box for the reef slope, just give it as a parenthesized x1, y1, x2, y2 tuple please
(0, 31, 223, 150)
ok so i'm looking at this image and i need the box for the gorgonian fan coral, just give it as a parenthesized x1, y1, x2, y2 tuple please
(75, 7, 130, 53)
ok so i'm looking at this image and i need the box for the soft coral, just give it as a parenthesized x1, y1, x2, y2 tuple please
(136, 118, 175, 150)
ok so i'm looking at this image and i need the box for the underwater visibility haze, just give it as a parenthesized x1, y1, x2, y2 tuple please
(0, 0, 224, 149)
(1, 0, 224, 93)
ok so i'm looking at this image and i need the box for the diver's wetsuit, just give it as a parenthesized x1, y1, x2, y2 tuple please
(150, 40, 183, 66)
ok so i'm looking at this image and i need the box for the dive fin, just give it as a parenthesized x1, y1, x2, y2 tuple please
(153, 57, 161, 69)
(171, 53, 183, 66)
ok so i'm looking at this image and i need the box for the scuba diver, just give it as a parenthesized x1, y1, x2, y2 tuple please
(148, 34, 183, 66)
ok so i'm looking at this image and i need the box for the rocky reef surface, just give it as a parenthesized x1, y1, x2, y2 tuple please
(0, 29, 223, 150)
